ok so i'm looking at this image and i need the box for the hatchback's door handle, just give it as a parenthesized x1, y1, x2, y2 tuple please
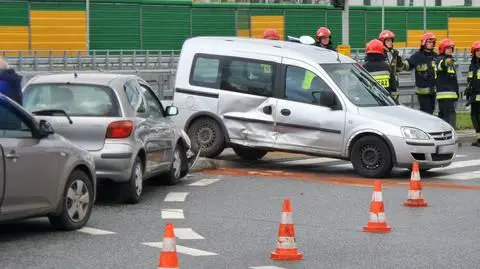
(5, 152, 19, 159)
(281, 109, 291, 116)
(263, 105, 272, 115)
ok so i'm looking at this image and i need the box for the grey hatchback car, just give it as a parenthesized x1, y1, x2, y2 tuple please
(0, 93, 96, 230)
(22, 73, 195, 204)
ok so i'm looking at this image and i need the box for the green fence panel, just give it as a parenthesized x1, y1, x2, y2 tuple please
(192, 8, 236, 37)
(384, 10, 407, 43)
(407, 10, 424, 30)
(349, 9, 365, 49)
(365, 10, 381, 42)
(285, 9, 325, 39)
(142, 5, 190, 50)
(90, 3, 141, 50)
(0, 1, 28, 26)
(30, 2, 85, 10)
(326, 9, 342, 45)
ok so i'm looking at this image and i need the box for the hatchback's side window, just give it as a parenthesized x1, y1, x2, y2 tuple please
(124, 80, 146, 113)
(0, 100, 33, 138)
(284, 65, 335, 106)
(190, 56, 220, 87)
(220, 59, 275, 97)
(139, 84, 164, 118)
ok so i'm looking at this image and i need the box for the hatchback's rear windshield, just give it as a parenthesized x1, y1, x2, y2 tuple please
(23, 84, 121, 117)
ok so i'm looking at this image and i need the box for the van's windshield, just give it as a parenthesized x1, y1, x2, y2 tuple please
(320, 63, 398, 107)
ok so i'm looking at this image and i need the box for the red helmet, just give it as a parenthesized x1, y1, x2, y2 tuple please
(366, 39, 384, 55)
(421, 32, 436, 46)
(316, 27, 331, 40)
(439, 38, 455, 54)
(471, 40, 480, 55)
(263, 28, 280, 40)
(378, 30, 395, 42)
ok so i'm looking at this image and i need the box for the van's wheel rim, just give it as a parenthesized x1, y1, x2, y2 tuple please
(173, 149, 182, 179)
(360, 145, 382, 170)
(134, 163, 143, 196)
(66, 180, 90, 223)
(196, 124, 216, 149)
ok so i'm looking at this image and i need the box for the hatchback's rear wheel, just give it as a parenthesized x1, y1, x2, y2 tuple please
(121, 156, 143, 204)
(350, 136, 393, 178)
(164, 143, 188, 185)
(49, 170, 94, 231)
(187, 118, 225, 158)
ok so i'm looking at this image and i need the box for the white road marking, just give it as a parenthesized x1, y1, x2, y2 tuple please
(435, 170, 480, 180)
(161, 209, 184, 219)
(188, 178, 222, 186)
(174, 228, 205, 240)
(77, 227, 116, 235)
(430, 159, 480, 171)
(141, 242, 217, 256)
(249, 266, 285, 269)
(164, 192, 189, 202)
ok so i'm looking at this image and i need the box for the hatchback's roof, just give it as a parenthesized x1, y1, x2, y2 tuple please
(182, 36, 355, 64)
(26, 73, 136, 86)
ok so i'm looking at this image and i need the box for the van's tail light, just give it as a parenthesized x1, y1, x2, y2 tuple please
(106, 120, 133, 139)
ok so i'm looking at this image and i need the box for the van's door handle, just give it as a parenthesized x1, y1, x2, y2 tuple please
(263, 105, 272, 115)
(281, 109, 291, 116)
(5, 151, 19, 159)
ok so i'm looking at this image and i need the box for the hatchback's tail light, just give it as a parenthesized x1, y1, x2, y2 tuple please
(106, 120, 133, 139)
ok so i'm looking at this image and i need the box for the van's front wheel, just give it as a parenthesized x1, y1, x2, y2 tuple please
(187, 118, 225, 158)
(350, 136, 393, 178)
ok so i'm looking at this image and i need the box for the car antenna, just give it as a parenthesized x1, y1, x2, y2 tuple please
(336, 50, 341, 62)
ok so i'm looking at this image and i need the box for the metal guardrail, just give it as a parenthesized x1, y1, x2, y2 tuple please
(3, 49, 473, 110)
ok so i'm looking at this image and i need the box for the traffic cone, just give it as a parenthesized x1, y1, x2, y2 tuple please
(363, 180, 392, 233)
(158, 223, 179, 269)
(271, 198, 304, 261)
(403, 161, 428, 207)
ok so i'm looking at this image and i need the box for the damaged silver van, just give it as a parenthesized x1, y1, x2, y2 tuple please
(172, 36, 458, 178)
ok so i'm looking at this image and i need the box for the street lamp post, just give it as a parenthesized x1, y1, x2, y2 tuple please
(86, 0, 90, 51)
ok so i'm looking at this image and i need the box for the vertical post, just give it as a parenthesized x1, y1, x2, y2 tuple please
(86, 0, 90, 51)
(341, 0, 349, 45)
(381, 0, 385, 31)
(423, 0, 426, 31)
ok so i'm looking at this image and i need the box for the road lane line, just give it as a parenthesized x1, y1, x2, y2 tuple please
(161, 209, 184, 219)
(142, 242, 217, 256)
(430, 159, 480, 171)
(164, 192, 189, 202)
(174, 228, 205, 240)
(77, 227, 116, 235)
(250, 267, 288, 269)
(188, 178, 221, 186)
(435, 170, 480, 180)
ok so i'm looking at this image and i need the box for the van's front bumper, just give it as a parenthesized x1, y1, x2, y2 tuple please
(388, 135, 459, 169)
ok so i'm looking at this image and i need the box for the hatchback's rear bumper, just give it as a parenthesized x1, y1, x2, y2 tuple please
(91, 143, 135, 183)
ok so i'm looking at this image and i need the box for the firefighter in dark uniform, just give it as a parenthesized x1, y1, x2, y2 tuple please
(407, 32, 437, 115)
(466, 40, 480, 146)
(435, 38, 459, 128)
(362, 39, 394, 96)
(378, 30, 410, 100)
(315, 27, 337, 51)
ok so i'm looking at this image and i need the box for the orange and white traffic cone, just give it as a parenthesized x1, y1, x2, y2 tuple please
(403, 161, 428, 207)
(271, 198, 304, 261)
(363, 180, 392, 233)
(158, 223, 179, 269)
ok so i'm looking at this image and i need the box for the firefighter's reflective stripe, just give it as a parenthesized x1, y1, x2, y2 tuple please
(468, 71, 474, 79)
(416, 64, 428, 71)
(416, 87, 432, 94)
(438, 59, 455, 74)
(476, 95, 480, 102)
(436, 91, 458, 99)
(477, 70, 480, 79)
(302, 70, 316, 90)
(370, 71, 390, 88)
(433, 61, 438, 79)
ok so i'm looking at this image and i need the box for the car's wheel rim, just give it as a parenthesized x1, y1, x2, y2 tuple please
(134, 163, 143, 196)
(360, 144, 383, 170)
(196, 124, 216, 150)
(66, 179, 90, 223)
(173, 148, 182, 179)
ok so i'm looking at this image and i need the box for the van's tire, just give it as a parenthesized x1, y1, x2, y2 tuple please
(187, 117, 225, 158)
(48, 170, 94, 231)
(350, 135, 393, 178)
(164, 143, 188, 185)
(121, 156, 143, 204)
(232, 145, 268, 161)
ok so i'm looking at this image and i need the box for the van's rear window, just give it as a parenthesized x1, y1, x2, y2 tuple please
(23, 84, 121, 117)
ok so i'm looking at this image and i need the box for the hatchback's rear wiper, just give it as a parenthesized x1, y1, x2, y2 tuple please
(32, 109, 73, 124)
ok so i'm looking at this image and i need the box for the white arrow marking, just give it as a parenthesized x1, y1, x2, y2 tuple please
(141, 242, 217, 256)
(189, 178, 221, 186)
(77, 227, 116, 235)
(164, 192, 189, 202)
(161, 209, 184, 219)
(174, 228, 205, 240)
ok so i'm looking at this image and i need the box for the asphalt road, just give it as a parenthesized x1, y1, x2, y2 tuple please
(1, 145, 480, 269)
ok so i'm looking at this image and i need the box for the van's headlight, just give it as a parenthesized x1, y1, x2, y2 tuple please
(401, 127, 430, 140)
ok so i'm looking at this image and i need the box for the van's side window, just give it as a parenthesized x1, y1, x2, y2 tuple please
(220, 59, 274, 97)
(284, 65, 334, 106)
(191, 57, 220, 86)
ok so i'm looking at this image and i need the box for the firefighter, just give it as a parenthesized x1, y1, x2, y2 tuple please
(315, 27, 337, 51)
(406, 32, 438, 115)
(435, 38, 459, 128)
(466, 40, 480, 146)
(263, 28, 280, 40)
(378, 30, 409, 100)
(362, 39, 394, 95)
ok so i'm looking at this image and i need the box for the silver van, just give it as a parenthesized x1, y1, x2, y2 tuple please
(172, 36, 458, 178)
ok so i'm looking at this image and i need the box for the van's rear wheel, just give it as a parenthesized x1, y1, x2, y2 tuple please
(187, 118, 225, 158)
(232, 145, 268, 161)
(350, 136, 393, 178)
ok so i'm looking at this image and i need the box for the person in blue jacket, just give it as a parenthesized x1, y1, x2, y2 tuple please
(0, 57, 23, 106)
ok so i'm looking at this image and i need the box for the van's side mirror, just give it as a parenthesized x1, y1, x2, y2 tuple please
(319, 91, 337, 109)
(38, 119, 54, 138)
(165, 106, 178, 116)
